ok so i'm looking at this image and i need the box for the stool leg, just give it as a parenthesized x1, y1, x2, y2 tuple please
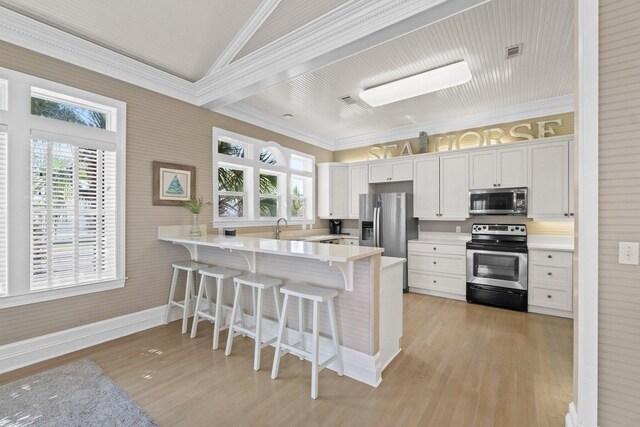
(298, 297, 305, 360)
(271, 293, 289, 380)
(212, 277, 224, 350)
(182, 270, 193, 334)
(225, 282, 242, 356)
(165, 268, 179, 324)
(327, 299, 344, 376)
(190, 274, 207, 338)
(254, 288, 264, 371)
(311, 300, 320, 399)
(203, 277, 214, 318)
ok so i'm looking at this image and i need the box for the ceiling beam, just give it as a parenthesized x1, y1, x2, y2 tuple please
(197, 0, 488, 109)
(204, 0, 282, 76)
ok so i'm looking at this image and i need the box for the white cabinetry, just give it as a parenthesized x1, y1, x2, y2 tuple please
(368, 158, 413, 183)
(528, 140, 573, 220)
(470, 146, 528, 189)
(348, 163, 370, 219)
(528, 249, 573, 318)
(317, 163, 349, 219)
(380, 257, 404, 370)
(413, 153, 469, 220)
(407, 242, 466, 299)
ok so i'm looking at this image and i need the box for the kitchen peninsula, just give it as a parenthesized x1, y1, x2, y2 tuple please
(158, 227, 403, 387)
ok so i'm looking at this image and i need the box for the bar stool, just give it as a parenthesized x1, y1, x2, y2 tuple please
(225, 273, 283, 371)
(164, 261, 209, 334)
(271, 283, 344, 400)
(190, 266, 242, 349)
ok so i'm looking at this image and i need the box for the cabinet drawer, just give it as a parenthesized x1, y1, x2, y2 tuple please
(530, 286, 572, 311)
(408, 242, 466, 256)
(340, 238, 359, 246)
(408, 253, 465, 275)
(408, 270, 465, 295)
(529, 250, 572, 267)
(530, 264, 571, 287)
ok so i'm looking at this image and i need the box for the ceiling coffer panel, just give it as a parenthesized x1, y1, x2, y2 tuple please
(0, 0, 263, 81)
(234, 0, 574, 141)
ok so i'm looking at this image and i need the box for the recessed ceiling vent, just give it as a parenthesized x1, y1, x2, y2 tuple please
(505, 43, 522, 59)
(340, 95, 358, 105)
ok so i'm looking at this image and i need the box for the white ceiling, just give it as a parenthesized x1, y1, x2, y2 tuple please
(0, 0, 574, 149)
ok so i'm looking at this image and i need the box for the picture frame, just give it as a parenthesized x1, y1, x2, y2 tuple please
(152, 161, 196, 206)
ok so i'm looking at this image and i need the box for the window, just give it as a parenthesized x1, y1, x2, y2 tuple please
(213, 128, 315, 226)
(0, 67, 125, 309)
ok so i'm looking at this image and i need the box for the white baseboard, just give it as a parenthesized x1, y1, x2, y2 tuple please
(408, 287, 466, 302)
(565, 402, 582, 427)
(0, 301, 386, 387)
(529, 305, 574, 319)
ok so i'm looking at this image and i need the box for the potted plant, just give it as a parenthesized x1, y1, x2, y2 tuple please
(183, 196, 211, 237)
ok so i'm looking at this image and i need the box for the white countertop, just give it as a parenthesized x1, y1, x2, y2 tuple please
(299, 234, 358, 242)
(381, 256, 406, 271)
(409, 232, 471, 246)
(159, 234, 383, 262)
(409, 232, 574, 251)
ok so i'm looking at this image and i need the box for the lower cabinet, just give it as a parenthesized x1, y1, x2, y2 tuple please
(407, 242, 466, 300)
(340, 237, 359, 246)
(527, 249, 573, 318)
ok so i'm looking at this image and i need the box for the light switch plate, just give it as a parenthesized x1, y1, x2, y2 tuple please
(619, 242, 640, 265)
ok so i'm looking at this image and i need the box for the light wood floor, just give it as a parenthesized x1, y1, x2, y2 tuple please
(1, 293, 573, 426)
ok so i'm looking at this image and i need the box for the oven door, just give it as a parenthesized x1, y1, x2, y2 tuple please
(466, 249, 528, 290)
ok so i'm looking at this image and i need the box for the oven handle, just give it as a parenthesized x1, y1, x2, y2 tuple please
(469, 284, 525, 295)
(466, 249, 528, 256)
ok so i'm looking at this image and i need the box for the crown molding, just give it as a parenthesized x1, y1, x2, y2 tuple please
(333, 94, 575, 150)
(0, 6, 198, 104)
(205, 0, 282, 76)
(196, 0, 488, 109)
(215, 104, 335, 151)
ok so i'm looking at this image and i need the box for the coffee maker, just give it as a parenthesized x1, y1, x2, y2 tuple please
(329, 219, 342, 235)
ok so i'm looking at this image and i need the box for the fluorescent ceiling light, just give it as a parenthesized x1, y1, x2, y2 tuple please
(359, 61, 472, 107)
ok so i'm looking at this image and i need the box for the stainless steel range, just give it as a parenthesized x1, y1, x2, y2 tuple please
(466, 224, 528, 312)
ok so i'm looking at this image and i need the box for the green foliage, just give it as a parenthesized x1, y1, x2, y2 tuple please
(183, 196, 212, 214)
(31, 97, 107, 129)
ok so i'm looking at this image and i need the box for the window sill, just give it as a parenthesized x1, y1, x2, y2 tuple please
(0, 278, 126, 309)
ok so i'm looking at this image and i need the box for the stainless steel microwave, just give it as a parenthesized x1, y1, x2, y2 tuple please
(469, 187, 528, 216)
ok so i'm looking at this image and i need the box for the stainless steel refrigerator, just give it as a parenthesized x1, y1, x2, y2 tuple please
(359, 192, 418, 291)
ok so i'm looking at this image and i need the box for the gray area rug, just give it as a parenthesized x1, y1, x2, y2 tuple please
(0, 359, 159, 426)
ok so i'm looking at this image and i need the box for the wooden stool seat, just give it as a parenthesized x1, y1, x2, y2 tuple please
(191, 266, 242, 349)
(225, 274, 283, 371)
(271, 283, 344, 400)
(165, 261, 209, 334)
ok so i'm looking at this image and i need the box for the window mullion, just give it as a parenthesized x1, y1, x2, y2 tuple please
(45, 141, 53, 289)
(73, 146, 79, 285)
(97, 151, 103, 280)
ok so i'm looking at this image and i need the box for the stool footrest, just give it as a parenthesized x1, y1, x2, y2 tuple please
(279, 342, 311, 359)
(318, 355, 338, 372)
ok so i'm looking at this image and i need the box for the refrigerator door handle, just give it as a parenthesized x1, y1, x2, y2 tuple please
(374, 207, 381, 248)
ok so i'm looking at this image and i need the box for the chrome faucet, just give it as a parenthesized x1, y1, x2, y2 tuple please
(275, 217, 289, 240)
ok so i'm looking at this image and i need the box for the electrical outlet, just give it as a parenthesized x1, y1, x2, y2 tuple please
(619, 242, 640, 265)
(455, 226, 461, 233)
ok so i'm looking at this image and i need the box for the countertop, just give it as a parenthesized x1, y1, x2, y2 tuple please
(299, 234, 358, 242)
(159, 234, 383, 263)
(409, 232, 574, 251)
(381, 256, 406, 271)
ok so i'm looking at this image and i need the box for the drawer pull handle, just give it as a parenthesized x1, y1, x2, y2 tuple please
(433, 262, 437, 265)
(547, 294, 552, 299)
(433, 247, 437, 250)
(433, 280, 437, 284)
(547, 272, 553, 276)
(547, 255, 553, 259)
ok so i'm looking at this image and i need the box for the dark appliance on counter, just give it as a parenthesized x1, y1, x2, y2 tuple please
(466, 223, 528, 312)
(329, 219, 342, 235)
(359, 192, 418, 292)
(469, 187, 528, 216)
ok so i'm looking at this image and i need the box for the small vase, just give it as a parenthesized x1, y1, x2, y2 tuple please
(190, 213, 202, 237)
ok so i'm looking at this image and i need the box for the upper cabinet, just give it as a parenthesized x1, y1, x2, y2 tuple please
(528, 139, 573, 220)
(369, 159, 413, 183)
(470, 146, 528, 189)
(317, 163, 349, 219)
(414, 153, 469, 220)
(348, 163, 370, 219)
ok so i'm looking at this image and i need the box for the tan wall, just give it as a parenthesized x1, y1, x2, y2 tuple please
(0, 41, 331, 346)
(333, 112, 574, 163)
(598, 1, 640, 425)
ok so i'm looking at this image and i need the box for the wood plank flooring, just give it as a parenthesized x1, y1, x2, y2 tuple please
(0, 293, 573, 426)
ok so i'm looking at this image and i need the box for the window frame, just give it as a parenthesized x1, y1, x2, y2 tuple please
(213, 128, 315, 227)
(0, 66, 126, 309)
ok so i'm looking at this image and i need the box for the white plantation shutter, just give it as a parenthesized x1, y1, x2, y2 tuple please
(0, 127, 7, 296)
(30, 132, 117, 290)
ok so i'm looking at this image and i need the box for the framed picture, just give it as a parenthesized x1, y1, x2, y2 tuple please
(152, 161, 196, 206)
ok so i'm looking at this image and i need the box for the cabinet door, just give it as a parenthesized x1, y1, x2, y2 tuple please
(440, 154, 469, 220)
(368, 162, 390, 183)
(389, 159, 414, 182)
(317, 165, 330, 218)
(497, 146, 527, 188)
(349, 164, 369, 218)
(528, 141, 569, 220)
(413, 157, 440, 219)
(329, 166, 349, 218)
(469, 150, 497, 189)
